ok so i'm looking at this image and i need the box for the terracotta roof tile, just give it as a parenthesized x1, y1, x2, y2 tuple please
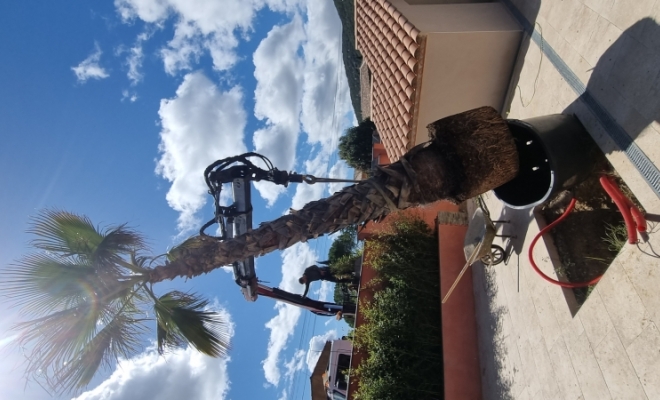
(403, 99, 413, 112)
(404, 85, 414, 98)
(356, 0, 423, 161)
(396, 103, 407, 116)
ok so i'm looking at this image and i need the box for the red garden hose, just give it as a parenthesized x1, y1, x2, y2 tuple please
(527, 176, 646, 288)
(528, 197, 602, 288)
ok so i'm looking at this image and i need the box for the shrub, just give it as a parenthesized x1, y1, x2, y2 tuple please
(327, 226, 358, 264)
(339, 119, 376, 173)
(352, 216, 443, 400)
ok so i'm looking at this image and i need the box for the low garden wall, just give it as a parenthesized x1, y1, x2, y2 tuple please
(352, 201, 482, 399)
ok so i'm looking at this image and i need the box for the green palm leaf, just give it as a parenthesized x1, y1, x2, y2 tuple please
(28, 210, 105, 256)
(17, 293, 148, 393)
(53, 306, 147, 391)
(16, 302, 103, 375)
(154, 291, 231, 357)
(28, 209, 145, 271)
(2, 210, 231, 394)
(4, 253, 98, 315)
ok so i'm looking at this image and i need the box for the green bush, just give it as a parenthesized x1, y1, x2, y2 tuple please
(328, 226, 358, 264)
(339, 119, 376, 173)
(352, 216, 443, 400)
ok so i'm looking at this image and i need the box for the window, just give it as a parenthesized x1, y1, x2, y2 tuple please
(334, 354, 351, 391)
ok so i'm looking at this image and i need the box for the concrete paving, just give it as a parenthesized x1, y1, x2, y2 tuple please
(470, 1, 660, 399)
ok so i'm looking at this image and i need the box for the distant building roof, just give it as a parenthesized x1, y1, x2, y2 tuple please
(355, 0, 422, 161)
(310, 341, 332, 400)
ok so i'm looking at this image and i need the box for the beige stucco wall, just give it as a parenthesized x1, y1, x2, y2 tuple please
(388, 1, 520, 33)
(413, 29, 522, 144)
(382, 1, 522, 145)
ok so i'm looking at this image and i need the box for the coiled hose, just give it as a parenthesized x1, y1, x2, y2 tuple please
(528, 176, 646, 288)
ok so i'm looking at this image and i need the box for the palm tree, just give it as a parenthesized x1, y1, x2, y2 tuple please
(152, 106, 519, 281)
(3, 105, 519, 393)
(3, 210, 231, 394)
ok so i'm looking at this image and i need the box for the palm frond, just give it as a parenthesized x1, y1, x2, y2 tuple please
(3, 253, 98, 315)
(28, 210, 104, 257)
(153, 291, 231, 358)
(93, 225, 147, 266)
(53, 307, 147, 391)
(18, 294, 148, 393)
(28, 210, 146, 272)
(16, 302, 102, 374)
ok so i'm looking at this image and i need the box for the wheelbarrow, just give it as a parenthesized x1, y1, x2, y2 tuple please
(463, 208, 508, 266)
(442, 208, 512, 303)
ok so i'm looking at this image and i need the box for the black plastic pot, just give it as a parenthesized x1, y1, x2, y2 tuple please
(493, 114, 599, 209)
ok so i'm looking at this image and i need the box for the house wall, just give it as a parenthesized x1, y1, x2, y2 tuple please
(413, 29, 521, 144)
(372, 142, 391, 167)
(388, 1, 519, 33)
(385, 1, 522, 146)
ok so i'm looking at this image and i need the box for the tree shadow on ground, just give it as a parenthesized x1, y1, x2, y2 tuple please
(564, 17, 660, 154)
(471, 259, 515, 400)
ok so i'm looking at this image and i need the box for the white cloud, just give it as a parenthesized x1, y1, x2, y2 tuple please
(250, 16, 305, 205)
(305, 330, 338, 372)
(262, 242, 317, 386)
(72, 43, 109, 83)
(263, 303, 301, 387)
(126, 31, 152, 85)
(284, 349, 306, 380)
(115, 0, 303, 74)
(249, 1, 353, 207)
(327, 160, 351, 195)
(121, 89, 138, 102)
(289, 153, 333, 210)
(74, 308, 235, 400)
(315, 281, 333, 302)
(155, 71, 247, 234)
(299, 1, 353, 153)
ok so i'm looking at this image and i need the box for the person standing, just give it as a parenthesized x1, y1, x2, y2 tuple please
(298, 265, 356, 298)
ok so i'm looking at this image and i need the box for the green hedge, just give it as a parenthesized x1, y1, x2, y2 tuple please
(353, 216, 443, 400)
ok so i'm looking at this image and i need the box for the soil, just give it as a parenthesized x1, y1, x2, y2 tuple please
(539, 157, 643, 305)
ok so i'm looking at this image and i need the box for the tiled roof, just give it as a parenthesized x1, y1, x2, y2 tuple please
(355, 0, 422, 161)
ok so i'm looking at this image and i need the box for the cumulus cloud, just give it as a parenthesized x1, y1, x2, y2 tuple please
(306, 330, 338, 372)
(74, 308, 235, 400)
(72, 43, 109, 83)
(251, 16, 305, 205)
(250, 1, 353, 207)
(115, 0, 303, 74)
(155, 71, 247, 234)
(284, 349, 306, 380)
(252, 16, 305, 168)
(299, 1, 353, 153)
(262, 242, 317, 386)
(263, 303, 301, 386)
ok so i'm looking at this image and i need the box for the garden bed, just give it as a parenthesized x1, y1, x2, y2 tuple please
(539, 158, 642, 305)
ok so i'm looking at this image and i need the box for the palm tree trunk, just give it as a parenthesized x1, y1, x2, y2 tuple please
(148, 107, 518, 283)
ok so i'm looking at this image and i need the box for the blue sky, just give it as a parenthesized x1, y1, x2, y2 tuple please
(0, 1, 356, 399)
